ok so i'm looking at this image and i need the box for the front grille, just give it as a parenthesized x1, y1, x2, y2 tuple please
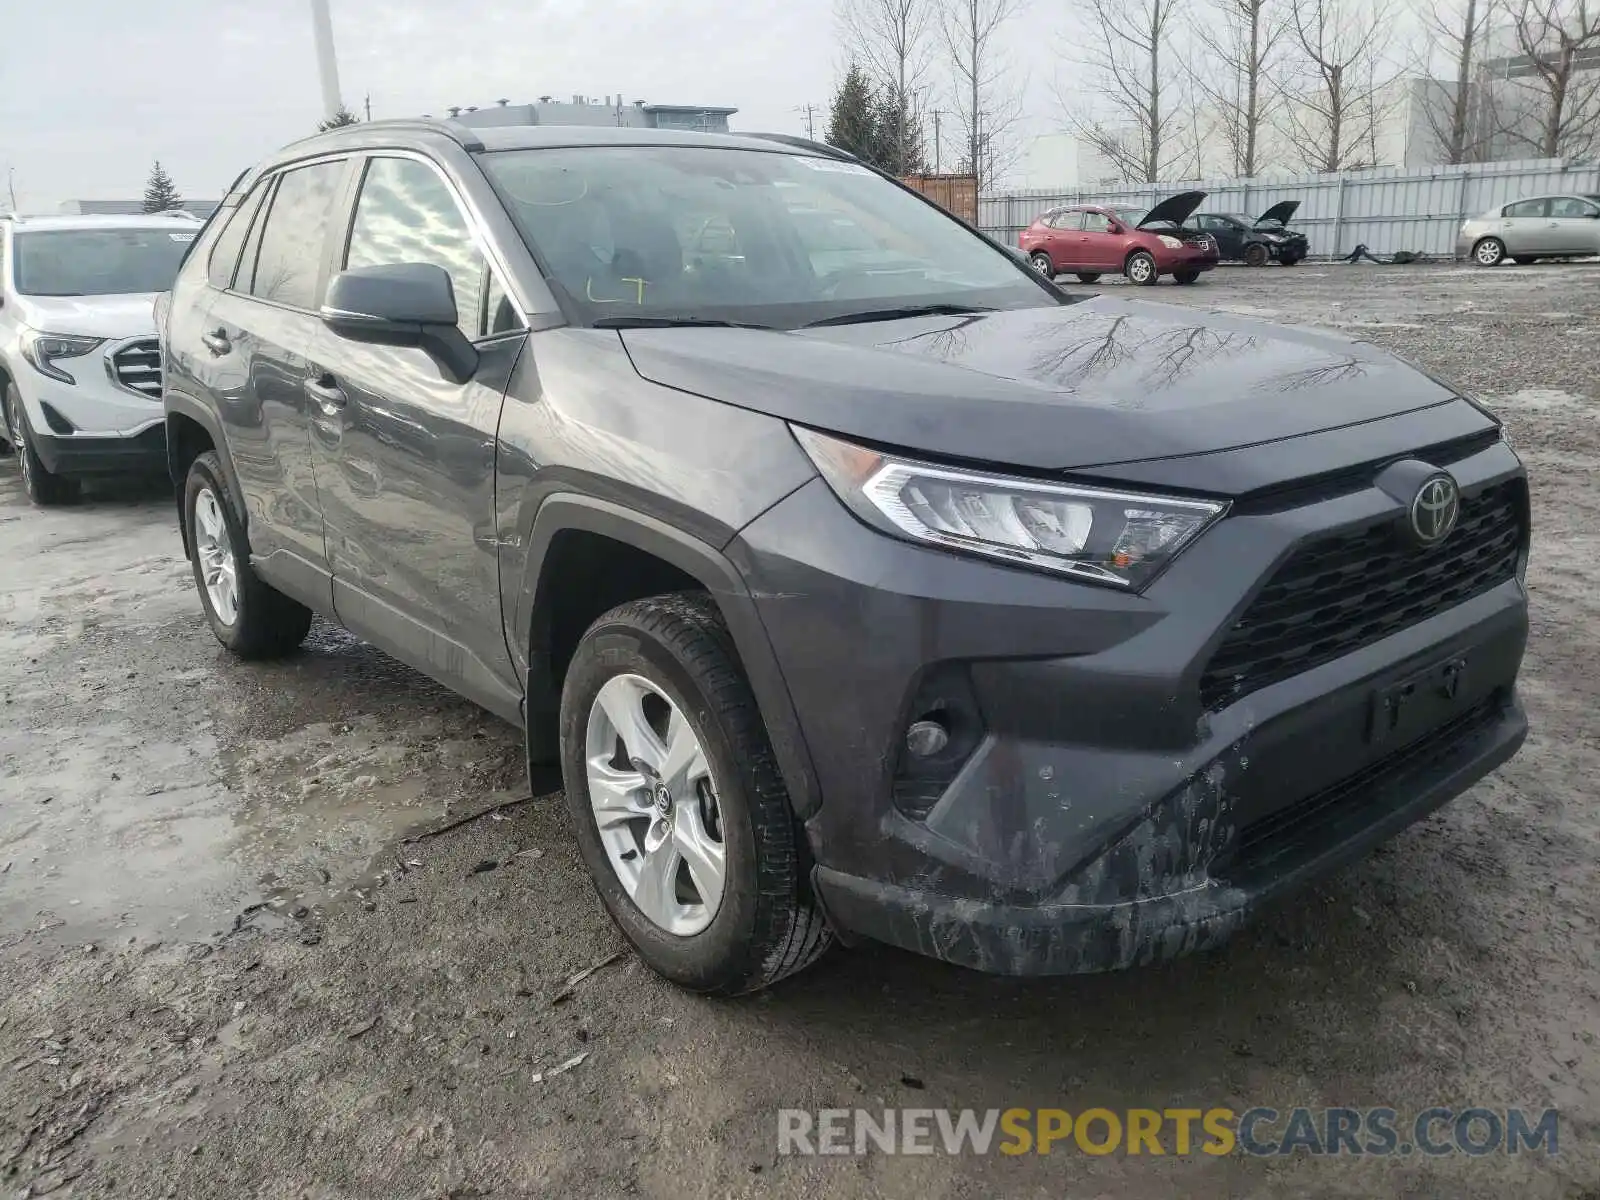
(110, 339, 162, 398)
(1200, 480, 1524, 710)
(1217, 694, 1504, 881)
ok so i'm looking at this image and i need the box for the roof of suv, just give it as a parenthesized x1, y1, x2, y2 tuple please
(2, 212, 203, 232)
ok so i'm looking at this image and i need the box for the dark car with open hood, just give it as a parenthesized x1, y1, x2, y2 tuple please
(1019, 190, 1219, 285)
(157, 123, 1529, 994)
(1194, 201, 1311, 266)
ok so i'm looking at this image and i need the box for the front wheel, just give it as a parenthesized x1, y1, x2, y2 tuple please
(1473, 237, 1506, 267)
(560, 592, 832, 994)
(1028, 252, 1056, 279)
(1243, 243, 1270, 267)
(1075, 272, 1102, 284)
(184, 451, 312, 658)
(1125, 251, 1159, 286)
(1173, 269, 1201, 285)
(4, 385, 79, 506)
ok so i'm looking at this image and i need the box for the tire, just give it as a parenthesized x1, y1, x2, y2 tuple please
(1511, 256, 1534, 265)
(560, 592, 832, 995)
(1243, 242, 1270, 268)
(1280, 253, 1301, 266)
(1028, 252, 1055, 279)
(183, 451, 312, 658)
(1125, 251, 1159, 286)
(4, 385, 79, 506)
(1173, 269, 1201, 285)
(1075, 272, 1102, 283)
(1473, 237, 1506, 267)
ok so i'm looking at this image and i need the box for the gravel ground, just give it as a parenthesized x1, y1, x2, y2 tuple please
(2, 261, 1598, 1199)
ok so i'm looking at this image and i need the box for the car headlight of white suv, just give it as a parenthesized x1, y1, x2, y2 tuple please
(18, 329, 105, 386)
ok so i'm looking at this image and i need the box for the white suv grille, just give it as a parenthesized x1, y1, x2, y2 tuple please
(110, 339, 163, 398)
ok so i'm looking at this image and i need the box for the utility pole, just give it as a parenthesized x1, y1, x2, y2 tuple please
(309, 0, 344, 122)
(6, 168, 16, 212)
(363, 92, 372, 121)
(795, 103, 819, 140)
(931, 110, 944, 173)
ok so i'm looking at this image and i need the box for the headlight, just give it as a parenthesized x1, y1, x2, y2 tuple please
(19, 329, 104, 385)
(793, 427, 1228, 589)
(1157, 235, 1184, 249)
(1260, 233, 1284, 243)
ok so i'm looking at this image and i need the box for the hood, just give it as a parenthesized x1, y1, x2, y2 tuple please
(1255, 200, 1300, 227)
(14, 293, 160, 340)
(1138, 191, 1207, 227)
(620, 299, 1460, 473)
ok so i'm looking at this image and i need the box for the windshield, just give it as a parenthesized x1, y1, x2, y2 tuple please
(12, 227, 194, 297)
(482, 146, 1054, 328)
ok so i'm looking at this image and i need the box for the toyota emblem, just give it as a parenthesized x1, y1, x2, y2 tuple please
(1409, 474, 1460, 545)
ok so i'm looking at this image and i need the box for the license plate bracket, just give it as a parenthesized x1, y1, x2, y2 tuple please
(1368, 655, 1469, 746)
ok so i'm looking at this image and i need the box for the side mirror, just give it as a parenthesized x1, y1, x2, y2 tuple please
(321, 262, 478, 384)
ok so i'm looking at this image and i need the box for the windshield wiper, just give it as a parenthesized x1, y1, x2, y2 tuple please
(592, 315, 774, 330)
(802, 303, 995, 328)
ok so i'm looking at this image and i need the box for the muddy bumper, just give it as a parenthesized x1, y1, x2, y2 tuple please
(812, 694, 1525, 976)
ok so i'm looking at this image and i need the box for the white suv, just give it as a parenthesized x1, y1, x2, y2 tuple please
(1, 212, 198, 504)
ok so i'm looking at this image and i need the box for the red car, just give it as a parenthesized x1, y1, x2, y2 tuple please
(1019, 191, 1219, 286)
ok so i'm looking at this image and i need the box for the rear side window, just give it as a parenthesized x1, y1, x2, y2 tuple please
(344, 156, 498, 340)
(244, 160, 346, 310)
(1504, 198, 1549, 218)
(207, 181, 271, 289)
(1049, 211, 1082, 231)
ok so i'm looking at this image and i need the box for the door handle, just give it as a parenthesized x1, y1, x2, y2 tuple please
(201, 328, 231, 356)
(304, 374, 348, 416)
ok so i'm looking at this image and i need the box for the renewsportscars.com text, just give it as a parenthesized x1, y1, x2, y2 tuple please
(777, 1107, 1559, 1157)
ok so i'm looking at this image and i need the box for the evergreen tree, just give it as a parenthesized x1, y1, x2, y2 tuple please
(318, 107, 361, 132)
(826, 64, 888, 168)
(142, 160, 182, 213)
(873, 88, 927, 175)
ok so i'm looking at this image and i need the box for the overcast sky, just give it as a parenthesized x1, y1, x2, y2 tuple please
(1, 0, 1063, 211)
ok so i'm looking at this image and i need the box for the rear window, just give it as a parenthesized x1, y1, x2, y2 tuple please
(207, 182, 271, 289)
(13, 228, 194, 297)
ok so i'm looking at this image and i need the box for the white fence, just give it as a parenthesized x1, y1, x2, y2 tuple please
(979, 158, 1600, 259)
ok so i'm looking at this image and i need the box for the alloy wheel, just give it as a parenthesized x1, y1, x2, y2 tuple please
(1475, 239, 1504, 266)
(10, 401, 34, 496)
(192, 487, 240, 626)
(1129, 255, 1154, 284)
(584, 673, 726, 936)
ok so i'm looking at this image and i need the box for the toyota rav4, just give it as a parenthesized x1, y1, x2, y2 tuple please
(157, 122, 1530, 994)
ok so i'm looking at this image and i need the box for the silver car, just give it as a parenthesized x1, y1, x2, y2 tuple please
(1459, 193, 1600, 265)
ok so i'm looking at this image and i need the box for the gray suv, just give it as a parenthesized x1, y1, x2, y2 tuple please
(158, 120, 1530, 993)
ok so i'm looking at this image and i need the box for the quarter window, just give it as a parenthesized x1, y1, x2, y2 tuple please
(344, 157, 513, 340)
(244, 160, 346, 309)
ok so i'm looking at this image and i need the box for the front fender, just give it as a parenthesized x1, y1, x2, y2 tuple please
(164, 390, 246, 554)
(513, 493, 822, 820)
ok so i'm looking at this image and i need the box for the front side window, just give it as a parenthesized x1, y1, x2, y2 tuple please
(1081, 212, 1113, 233)
(1550, 196, 1598, 218)
(245, 159, 346, 309)
(344, 157, 503, 339)
(482, 145, 1052, 328)
(12, 226, 194, 297)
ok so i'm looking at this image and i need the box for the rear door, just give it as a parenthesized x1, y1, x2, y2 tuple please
(1547, 196, 1600, 254)
(311, 153, 527, 720)
(1046, 209, 1083, 267)
(202, 156, 353, 607)
(1500, 197, 1551, 255)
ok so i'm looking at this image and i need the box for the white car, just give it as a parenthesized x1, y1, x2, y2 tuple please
(1, 212, 198, 504)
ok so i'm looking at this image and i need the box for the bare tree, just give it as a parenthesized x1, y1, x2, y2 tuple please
(1060, 0, 1194, 183)
(1499, 0, 1600, 157)
(1280, 0, 1396, 170)
(839, 0, 937, 173)
(1410, 0, 1498, 162)
(942, 0, 1027, 188)
(1188, 0, 1287, 176)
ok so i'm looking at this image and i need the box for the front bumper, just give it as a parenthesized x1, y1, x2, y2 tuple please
(1154, 245, 1218, 272)
(30, 424, 167, 476)
(730, 438, 1529, 975)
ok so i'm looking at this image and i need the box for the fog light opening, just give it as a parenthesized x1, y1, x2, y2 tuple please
(905, 718, 950, 758)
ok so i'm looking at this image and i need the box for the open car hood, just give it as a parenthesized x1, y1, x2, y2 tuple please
(1256, 200, 1301, 227)
(1138, 190, 1207, 227)
(619, 297, 1471, 474)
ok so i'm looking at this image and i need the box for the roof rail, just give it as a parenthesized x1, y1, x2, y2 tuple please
(742, 132, 857, 162)
(284, 116, 486, 154)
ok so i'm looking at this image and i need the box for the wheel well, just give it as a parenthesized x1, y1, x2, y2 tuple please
(1124, 247, 1155, 268)
(525, 529, 707, 759)
(166, 413, 215, 551)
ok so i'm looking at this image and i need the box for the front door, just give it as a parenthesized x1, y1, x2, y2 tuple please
(1546, 196, 1600, 254)
(1208, 216, 1246, 259)
(200, 157, 352, 606)
(311, 154, 528, 721)
(1079, 211, 1121, 271)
